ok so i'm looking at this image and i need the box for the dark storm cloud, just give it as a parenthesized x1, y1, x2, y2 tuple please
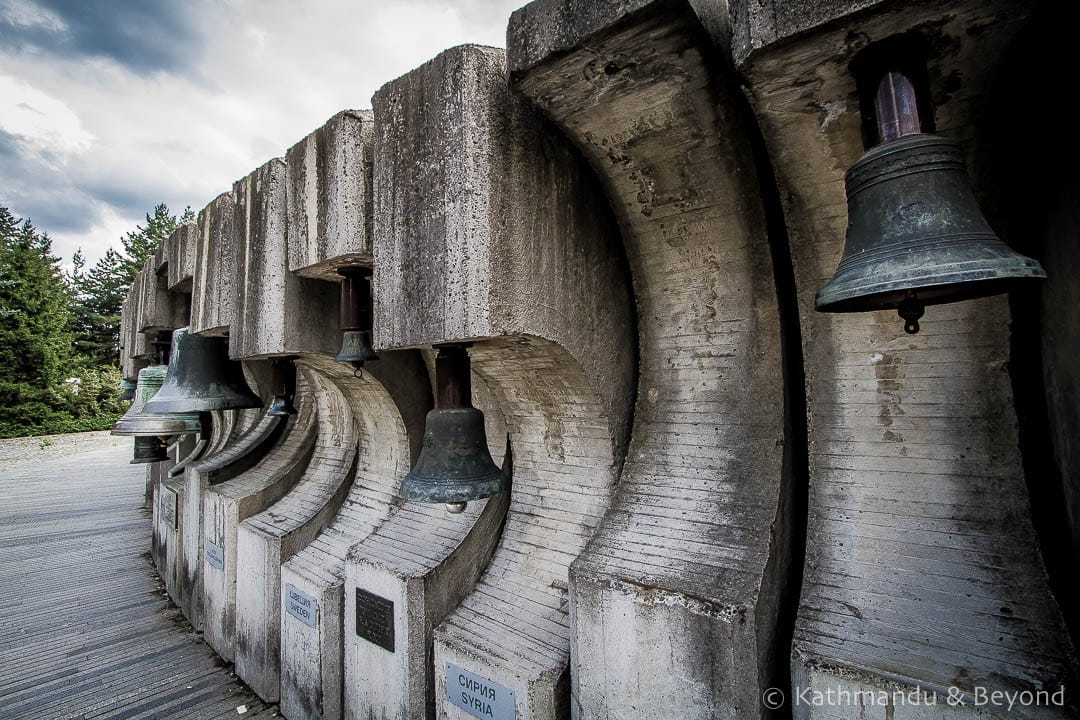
(0, 0, 208, 76)
(0, 129, 103, 234)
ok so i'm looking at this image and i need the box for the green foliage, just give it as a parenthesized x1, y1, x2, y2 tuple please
(0, 203, 184, 439)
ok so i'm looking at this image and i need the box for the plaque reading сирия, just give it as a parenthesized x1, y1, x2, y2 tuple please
(354, 588, 394, 652)
(206, 540, 225, 571)
(446, 663, 515, 720)
(285, 583, 317, 628)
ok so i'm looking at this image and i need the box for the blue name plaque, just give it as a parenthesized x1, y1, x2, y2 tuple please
(285, 583, 317, 628)
(446, 663, 515, 720)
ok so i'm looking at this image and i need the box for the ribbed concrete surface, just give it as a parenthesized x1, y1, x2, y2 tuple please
(0, 437, 276, 720)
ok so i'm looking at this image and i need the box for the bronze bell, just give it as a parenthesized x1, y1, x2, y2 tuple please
(816, 71, 1045, 333)
(131, 436, 169, 464)
(112, 365, 202, 437)
(118, 377, 137, 401)
(335, 267, 378, 368)
(399, 344, 508, 513)
(144, 327, 262, 413)
(267, 357, 298, 416)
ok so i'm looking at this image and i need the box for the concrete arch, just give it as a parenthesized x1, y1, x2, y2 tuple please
(508, 1, 790, 717)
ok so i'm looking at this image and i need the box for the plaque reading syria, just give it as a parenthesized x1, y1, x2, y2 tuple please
(206, 540, 224, 571)
(160, 489, 176, 529)
(446, 663, 515, 720)
(285, 583, 317, 628)
(354, 588, 394, 652)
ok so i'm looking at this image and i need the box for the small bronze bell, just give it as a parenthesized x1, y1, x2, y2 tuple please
(399, 344, 508, 513)
(113, 365, 202, 437)
(335, 267, 378, 368)
(267, 357, 298, 416)
(118, 377, 137, 401)
(144, 327, 262, 413)
(816, 71, 1045, 333)
(131, 436, 169, 464)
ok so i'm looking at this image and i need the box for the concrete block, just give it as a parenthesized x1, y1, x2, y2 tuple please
(276, 352, 436, 720)
(508, 2, 789, 717)
(204, 383, 319, 662)
(191, 191, 238, 337)
(734, 2, 1077, 716)
(234, 367, 361, 703)
(372, 44, 635, 720)
(161, 475, 185, 606)
(180, 412, 287, 629)
(167, 222, 197, 293)
(136, 259, 189, 335)
(286, 110, 374, 280)
(231, 158, 340, 360)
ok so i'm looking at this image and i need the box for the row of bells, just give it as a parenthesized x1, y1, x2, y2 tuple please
(115, 328, 508, 512)
(117, 107, 1042, 504)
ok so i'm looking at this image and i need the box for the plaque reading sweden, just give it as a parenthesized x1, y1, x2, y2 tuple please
(206, 540, 225, 571)
(354, 588, 394, 652)
(285, 583, 317, 628)
(446, 663, 515, 720)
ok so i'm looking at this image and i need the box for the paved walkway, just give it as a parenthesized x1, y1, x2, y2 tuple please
(0, 437, 277, 720)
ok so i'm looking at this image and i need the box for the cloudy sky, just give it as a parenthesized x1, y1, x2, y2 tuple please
(0, 0, 524, 269)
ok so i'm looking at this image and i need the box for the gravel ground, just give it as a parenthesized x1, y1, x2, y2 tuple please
(0, 429, 131, 468)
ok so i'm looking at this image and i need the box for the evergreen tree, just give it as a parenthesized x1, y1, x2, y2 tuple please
(119, 202, 181, 283)
(72, 248, 128, 365)
(0, 206, 76, 433)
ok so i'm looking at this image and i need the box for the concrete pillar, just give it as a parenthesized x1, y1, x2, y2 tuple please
(286, 110, 373, 280)
(167, 222, 197, 293)
(136, 258, 189, 337)
(191, 191, 238, 337)
(204, 383, 319, 662)
(373, 44, 635, 720)
(230, 158, 340, 360)
(733, 0, 1077, 715)
(508, 1, 790, 717)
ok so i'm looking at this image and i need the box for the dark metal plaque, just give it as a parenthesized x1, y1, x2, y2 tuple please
(354, 587, 394, 652)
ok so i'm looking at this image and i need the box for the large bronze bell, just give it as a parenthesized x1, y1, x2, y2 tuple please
(399, 344, 508, 513)
(335, 267, 378, 368)
(144, 327, 262, 413)
(267, 357, 298, 416)
(112, 365, 202, 437)
(816, 71, 1045, 333)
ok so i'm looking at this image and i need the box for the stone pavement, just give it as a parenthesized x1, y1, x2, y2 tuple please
(0, 436, 278, 720)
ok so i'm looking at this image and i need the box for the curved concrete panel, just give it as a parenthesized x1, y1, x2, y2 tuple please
(278, 353, 432, 720)
(509, 1, 789, 716)
(204, 383, 319, 662)
(234, 366, 360, 702)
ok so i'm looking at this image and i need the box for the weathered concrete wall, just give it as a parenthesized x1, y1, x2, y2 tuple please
(736, 0, 1077, 715)
(136, 258, 189, 335)
(231, 158, 340, 360)
(286, 110, 373, 280)
(508, 1, 790, 717)
(191, 192, 238, 337)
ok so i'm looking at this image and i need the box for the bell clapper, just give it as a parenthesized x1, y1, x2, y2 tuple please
(898, 295, 924, 334)
(445, 502, 467, 514)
